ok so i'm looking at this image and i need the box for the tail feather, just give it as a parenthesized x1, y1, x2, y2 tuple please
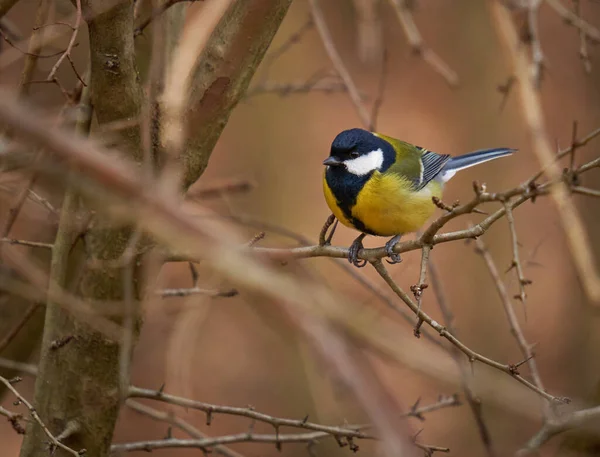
(440, 147, 516, 182)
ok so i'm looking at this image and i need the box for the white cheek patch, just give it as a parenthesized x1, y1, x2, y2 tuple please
(344, 148, 384, 176)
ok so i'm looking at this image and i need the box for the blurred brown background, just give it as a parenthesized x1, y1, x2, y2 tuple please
(2, 0, 600, 455)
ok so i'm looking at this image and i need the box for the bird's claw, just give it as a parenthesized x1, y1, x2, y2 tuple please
(384, 235, 402, 265)
(348, 234, 367, 268)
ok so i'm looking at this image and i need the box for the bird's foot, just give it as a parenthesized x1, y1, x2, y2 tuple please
(384, 235, 402, 264)
(348, 233, 367, 268)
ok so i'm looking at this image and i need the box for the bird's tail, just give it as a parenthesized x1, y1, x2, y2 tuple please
(440, 147, 516, 182)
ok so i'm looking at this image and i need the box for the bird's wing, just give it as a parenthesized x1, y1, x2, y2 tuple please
(418, 149, 451, 190)
(376, 134, 450, 190)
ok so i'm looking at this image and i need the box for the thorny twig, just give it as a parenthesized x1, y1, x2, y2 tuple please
(504, 202, 531, 303)
(0, 376, 84, 456)
(370, 259, 565, 404)
(411, 244, 430, 337)
(126, 399, 245, 457)
(129, 386, 458, 441)
(492, 3, 600, 303)
(473, 237, 548, 418)
(428, 260, 497, 457)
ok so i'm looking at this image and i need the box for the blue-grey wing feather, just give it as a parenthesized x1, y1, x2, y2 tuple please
(417, 149, 451, 190)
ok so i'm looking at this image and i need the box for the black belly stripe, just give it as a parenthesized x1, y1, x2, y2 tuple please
(325, 168, 378, 235)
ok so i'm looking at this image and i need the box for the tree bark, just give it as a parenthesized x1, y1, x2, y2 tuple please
(181, 0, 293, 190)
(18, 1, 143, 456)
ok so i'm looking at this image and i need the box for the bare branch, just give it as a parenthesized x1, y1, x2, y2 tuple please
(473, 236, 548, 416)
(129, 385, 374, 440)
(371, 259, 565, 404)
(504, 203, 531, 303)
(386, 0, 458, 86)
(491, 2, 600, 303)
(0, 237, 53, 249)
(545, 0, 600, 43)
(518, 405, 600, 455)
(157, 286, 238, 298)
(126, 400, 245, 457)
(428, 260, 497, 457)
(0, 376, 83, 456)
(308, 0, 371, 127)
(47, 0, 82, 83)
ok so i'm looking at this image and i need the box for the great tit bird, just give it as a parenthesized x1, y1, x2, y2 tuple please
(322, 128, 515, 267)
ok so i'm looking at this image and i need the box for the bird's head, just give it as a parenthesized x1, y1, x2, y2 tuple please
(323, 128, 394, 176)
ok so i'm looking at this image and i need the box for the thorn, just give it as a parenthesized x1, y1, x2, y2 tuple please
(508, 354, 534, 375)
(348, 437, 359, 452)
(188, 262, 199, 286)
(50, 335, 75, 350)
(410, 397, 425, 421)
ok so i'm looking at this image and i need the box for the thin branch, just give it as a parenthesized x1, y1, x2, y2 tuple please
(111, 432, 371, 453)
(428, 260, 497, 457)
(166, 151, 598, 266)
(187, 178, 254, 199)
(368, 45, 389, 131)
(257, 15, 313, 82)
(308, 0, 371, 127)
(545, 0, 600, 43)
(573, 0, 591, 73)
(1, 153, 42, 239)
(124, 389, 458, 455)
(517, 405, 600, 455)
(504, 203, 531, 303)
(0, 376, 83, 456)
(370, 259, 565, 404)
(0, 238, 54, 249)
(46, 0, 81, 82)
(0, 358, 38, 376)
(129, 385, 373, 440)
(18, 0, 51, 96)
(386, 0, 459, 86)
(126, 400, 245, 457)
(527, 0, 545, 87)
(0, 405, 26, 435)
(572, 186, 600, 198)
(473, 236, 548, 417)
(157, 286, 238, 298)
(492, 2, 600, 303)
(245, 79, 349, 99)
(411, 244, 430, 337)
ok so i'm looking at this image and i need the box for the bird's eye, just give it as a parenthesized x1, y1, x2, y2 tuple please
(350, 151, 360, 158)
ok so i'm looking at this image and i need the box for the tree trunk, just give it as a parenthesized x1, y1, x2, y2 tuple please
(18, 1, 292, 456)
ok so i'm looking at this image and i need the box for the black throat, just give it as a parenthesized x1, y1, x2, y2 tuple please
(325, 167, 375, 234)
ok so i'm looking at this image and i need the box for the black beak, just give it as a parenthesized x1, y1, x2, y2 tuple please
(323, 156, 343, 167)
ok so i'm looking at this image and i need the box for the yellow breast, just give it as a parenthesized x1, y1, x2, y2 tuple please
(353, 172, 441, 236)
